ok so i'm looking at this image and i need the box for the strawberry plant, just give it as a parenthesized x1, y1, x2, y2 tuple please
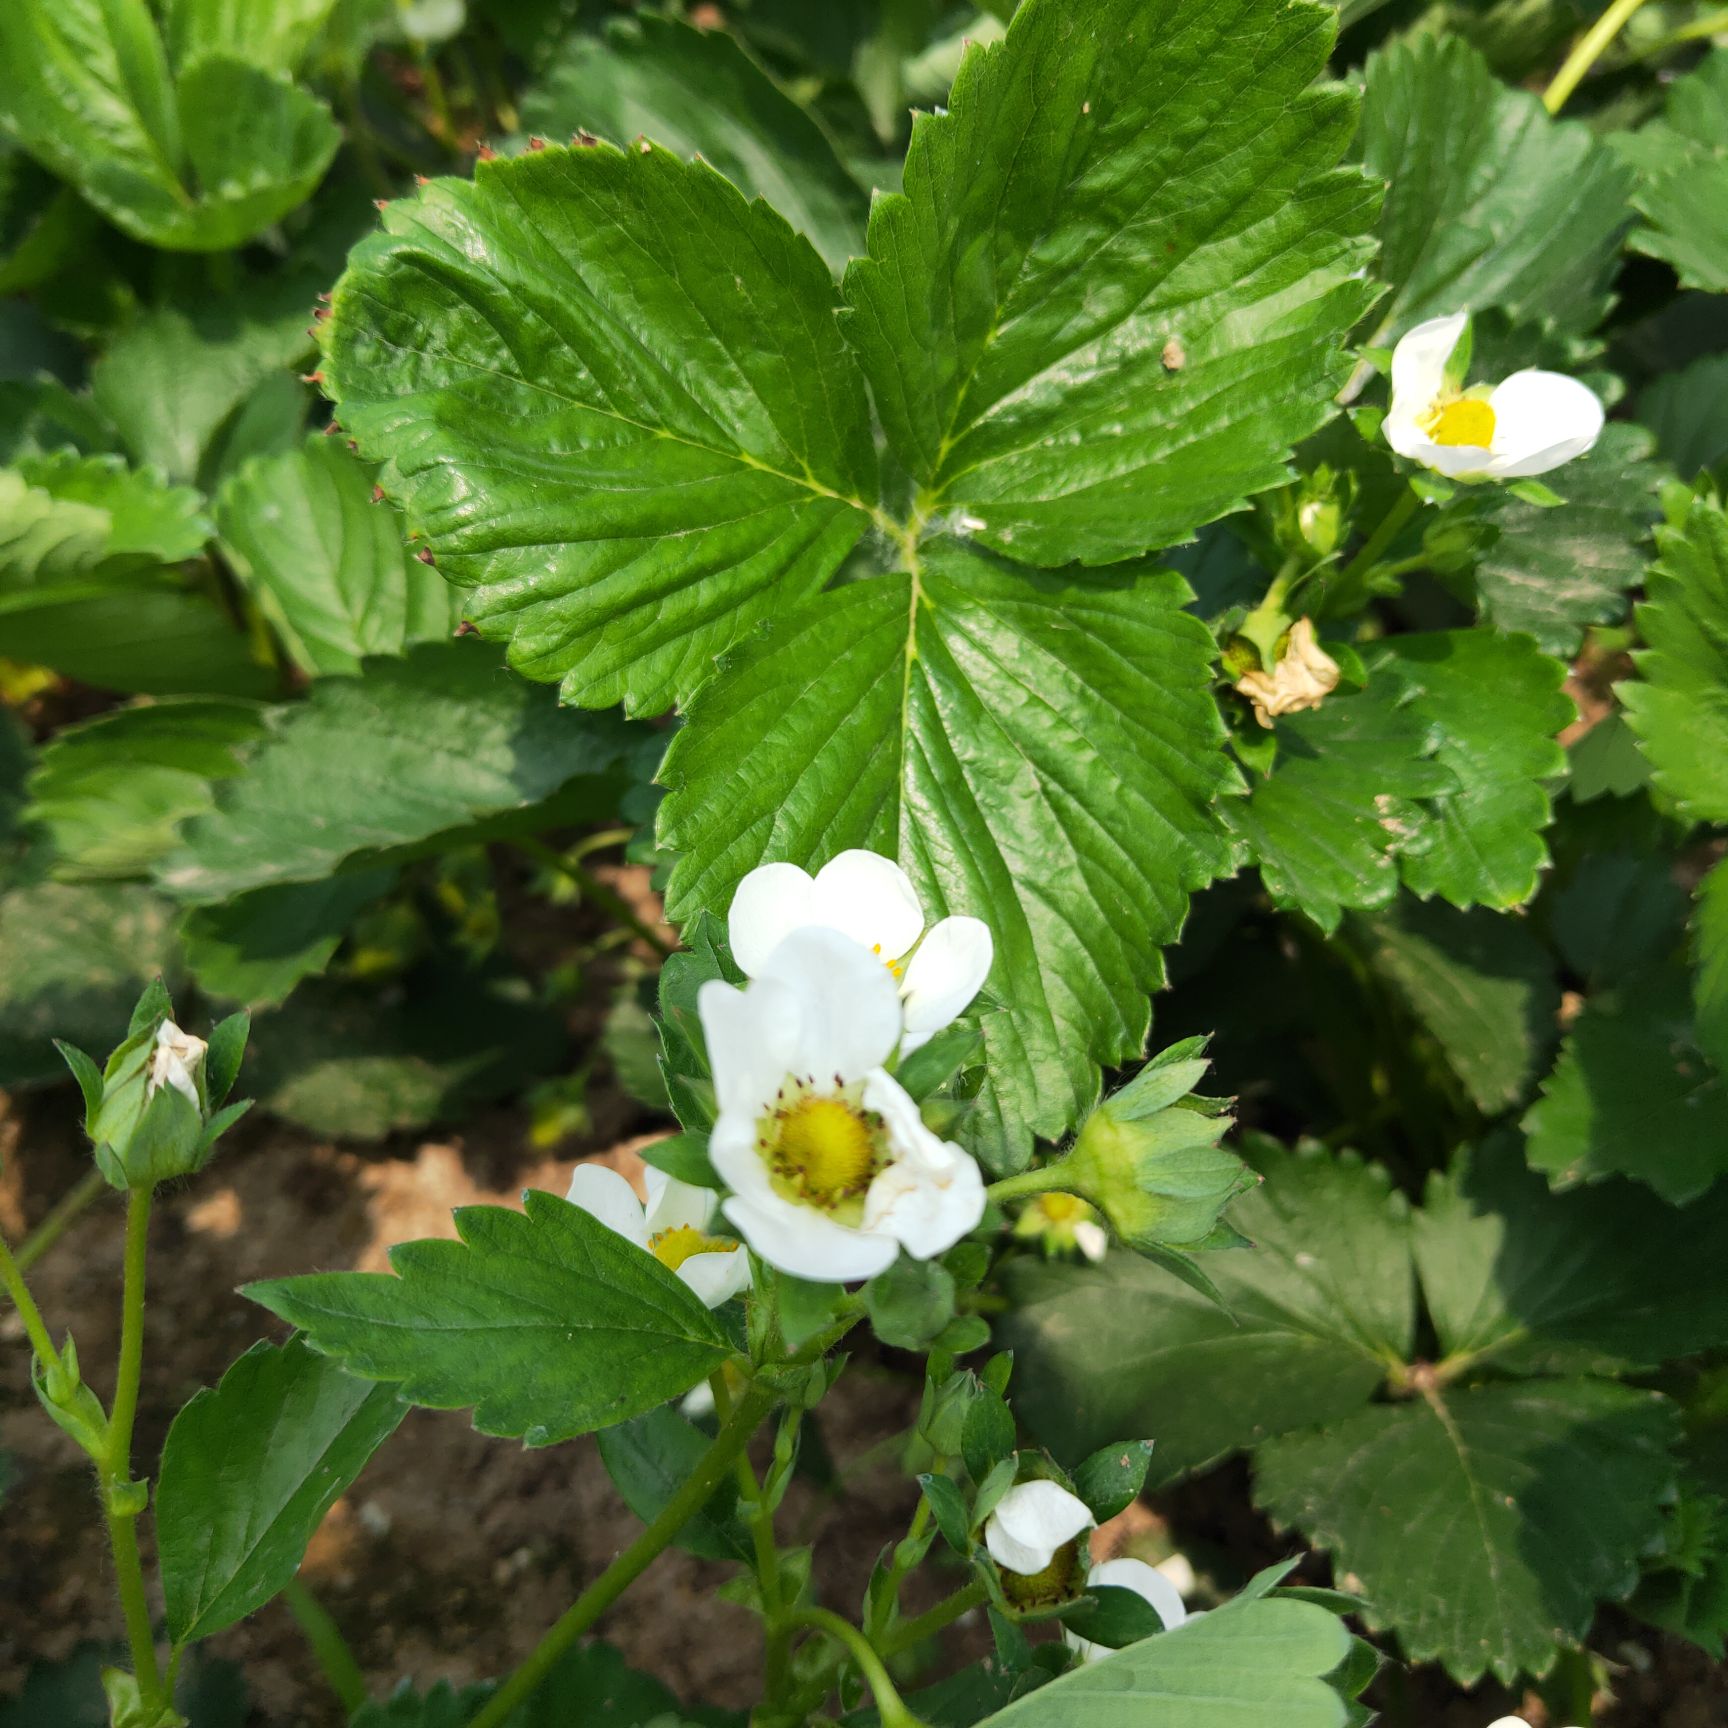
(2, 1, 1727, 1725)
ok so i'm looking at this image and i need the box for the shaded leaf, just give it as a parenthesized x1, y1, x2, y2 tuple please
(1639, 353, 1728, 482)
(216, 435, 460, 676)
(1523, 965, 1728, 1205)
(1001, 1141, 1411, 1474)
(1618, 51, 1728, 294)
(596, 1406, 751, 1563)
(156, 641, 635, 902)
(1353, 896, 1559, 1114)
(519, 13, 865, 275)
(1255, 1378, 1678, 1685)
(1360, 32, 1632, 340)
(26, 699, 265, 881)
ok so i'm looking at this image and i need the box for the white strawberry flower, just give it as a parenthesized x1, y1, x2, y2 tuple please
(698, 925, 986, 1283)
(147, 1021, 206, 1105)
(1064, 1557, 1190, 1663)
(984, 1480, 1094, 1576)
(565, 1162, 749, 1307)
(1384, 311, 1604, 482)
(727, 850, 992, 1053)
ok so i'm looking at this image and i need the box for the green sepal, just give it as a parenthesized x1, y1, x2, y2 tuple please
(102, 1667, 187, 1728)
(1072, 1438, 1156, 1522)
(1441, 314, 1474, 394)
(54, 1039, 105, 1121)
(918, 1471, 973, 1556)
(33, 1352, 109, 1459)
(639, 1129, 722, 1191)
(961, 1385, 1018, 1484)
(1505, 478, 1566, 508)
(202, 1010, 250, 1105)
(94, 1080, 205, 1191)
(1057, 1583, 1167, 1650)
(127, 976, 174, 1038)
(895, 1022, 987, 1102)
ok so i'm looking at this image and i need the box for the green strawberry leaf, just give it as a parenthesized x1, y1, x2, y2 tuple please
(1000, 1141, 1411, 1473)
(155, 641, 636, 902)
(1222, 665, 1453, 932)
(518, 13, 865, 276)
(1639, 353, 1728, 483)
(1360, 32, 1632, 340)
(319, 141, 878, 717)
(216, 435, 460, 678)
(844, 0, 1379, 566)
(245, 1189, 733, 1444)
(1622, 494, 1728, 824)
(1617, 50, 1728, 294)
(1372, 631, 1572, 910)
(1254, 1377, 1679, 1685)
(660, 542, 1237, 1166)
(156, 1335, 405, 1644)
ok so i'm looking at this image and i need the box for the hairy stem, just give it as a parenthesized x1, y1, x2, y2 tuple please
(283, 1577, 368, 1714)
(1338, 485, 1420, 592)
(1544, 0, 1656, 112)
(0, 1224, 60, 1369)
(880, 1576, 991, 1658)
(106, 1188, 167, 1712)
(464, 1379, 780, 1728)
(16, 1169, 106, 1275)
(784, 1607, 929, 1728)
(984, 1164, 1077, 1204)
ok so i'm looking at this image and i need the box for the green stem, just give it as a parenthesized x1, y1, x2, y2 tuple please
(16, 1169, 106, 1275)
(514, 838, 675, 958)
(984, 1164, 1077, 1204)
(784, 1608, 929, 1728)
(880, 1576, 990, 1657)
(733, 1413, 791, 1703)
(0, 1226, 60, 1369)
(464, 1380, 781, 1728)
(1338, 485, 1420, 591)
(282, 1577, 368, 1714)
(1543, 0, 1656, 112)
(105, 1188, 167, 1713)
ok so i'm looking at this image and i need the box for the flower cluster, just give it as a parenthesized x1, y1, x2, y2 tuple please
(569, 851, 993, 1289)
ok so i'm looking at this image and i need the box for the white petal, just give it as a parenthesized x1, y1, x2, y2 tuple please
(1074, 1221, 1109, 1263)
(1386, 430, 1498, 481)
(861, 1070, 987, 1258)
(720, 1193, 898, 1283)
(698, 976, 803, 1117)
(809, 850, 925, 961)
(708, 1108, 776, 1203)
(985, 1481, 1094, 1576)
(680, 1380, 717, 1420)
(899, 916, 993, 1051)
(564, 1164, 651, 1250)
(1389, 311, 1468, 409)
(1065, 1558, 1187, 1662)
(757, 925, 903, 1085)
(677, 1244, 751, 1307)
(728, 862, 816, 976)
(149, 1020, 206, 1104)
(643, 1168, 716, 1235)
(1485, 368, 1605, 477)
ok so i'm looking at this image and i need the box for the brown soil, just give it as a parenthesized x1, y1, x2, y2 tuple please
(2, 1089, 1724, 1725)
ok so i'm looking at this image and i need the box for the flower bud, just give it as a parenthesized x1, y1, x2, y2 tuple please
(1062, 1040, 1250, 1254)
(57, 982, 251, 1193)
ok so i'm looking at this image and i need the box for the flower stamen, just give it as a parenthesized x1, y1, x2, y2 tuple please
(1423, 396, 1496, 448)
(766, 1092, 883, 1207)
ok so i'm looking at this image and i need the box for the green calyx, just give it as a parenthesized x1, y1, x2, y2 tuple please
(1062, 1039, 1252, 1253)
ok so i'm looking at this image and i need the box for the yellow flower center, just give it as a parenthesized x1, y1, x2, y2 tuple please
(1425, 396, 1496, 448)
(774, 1095, 880, 1202)
(650, 1224, 735, 1272)
(999, 1539, 1086, 1607)
(1036, 1192, 1088, 1224)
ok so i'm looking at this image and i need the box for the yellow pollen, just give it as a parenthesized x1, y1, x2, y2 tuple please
(1426, 396, 1496, 448)
(776, 1096, 878, 1200)
(650, 1224, 729, 1272)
